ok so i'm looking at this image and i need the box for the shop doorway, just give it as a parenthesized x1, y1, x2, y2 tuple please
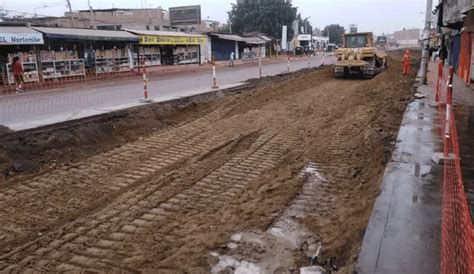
(160, 46, 175, 65)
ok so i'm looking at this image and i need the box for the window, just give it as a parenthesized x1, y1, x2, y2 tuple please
(154, 26, 160, 31)
(345, 35, 368, 48)
(146, 25, 150, 30)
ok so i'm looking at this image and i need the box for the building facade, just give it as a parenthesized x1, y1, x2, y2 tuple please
(393, 28, 421, 46)
(25, 8, 173, 31)
(436, 0, 474, 82)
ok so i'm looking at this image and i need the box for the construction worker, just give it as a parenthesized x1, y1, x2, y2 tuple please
(403, 49, 411, 75)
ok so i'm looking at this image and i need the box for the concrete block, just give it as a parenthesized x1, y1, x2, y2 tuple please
(431, 152, 458, 165)
(139, 98, 154, 103)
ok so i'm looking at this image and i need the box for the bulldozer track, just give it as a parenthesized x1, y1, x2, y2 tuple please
(0, 130, 297, 272)
(0, 111, 243, 253)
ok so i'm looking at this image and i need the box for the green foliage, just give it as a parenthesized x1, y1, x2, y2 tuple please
(322, 24, 346, 45)
(228, 0, 297, 39)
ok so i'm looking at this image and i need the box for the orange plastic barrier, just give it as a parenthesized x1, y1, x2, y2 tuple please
(440, 67, 474, 274)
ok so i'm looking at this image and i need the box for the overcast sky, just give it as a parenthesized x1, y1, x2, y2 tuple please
(4, 0, 427, 35)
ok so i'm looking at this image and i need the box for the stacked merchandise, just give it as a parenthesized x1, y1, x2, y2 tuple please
(134, 47, 161, 67)
(95, 48, 131, 74)
(241, 48, 257, 60)
(173, 46, 199, 65)
(40, 50, 85, 79)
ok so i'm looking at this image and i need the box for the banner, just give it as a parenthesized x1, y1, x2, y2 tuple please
(282, 25, 288, 51)
(140, 35, 206, 45)
(0, 33, 44, 45)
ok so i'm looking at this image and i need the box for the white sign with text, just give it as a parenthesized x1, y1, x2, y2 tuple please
(0, 33, 44, 45)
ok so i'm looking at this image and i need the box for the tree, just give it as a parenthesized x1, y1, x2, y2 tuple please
(322, 24, 346, 45)
(228, 0, 297, 39)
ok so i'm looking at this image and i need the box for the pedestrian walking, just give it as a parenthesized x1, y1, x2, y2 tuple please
(229, 52, 235, 67)
(403, 49, 411, 76)
(12, 56, 24, 93)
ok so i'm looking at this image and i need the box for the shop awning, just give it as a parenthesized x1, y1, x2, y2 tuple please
(32, 27, 139, 42)
(0, 26, 44, 45)
(211, 33, 266, 45)
(259, 35, 272, 42)
(212, 33, 245, 42)
(242, 37, 266, 45)
(127, 29, 206, 45)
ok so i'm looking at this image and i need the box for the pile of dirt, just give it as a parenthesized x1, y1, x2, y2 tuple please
(0, 50, 420, 273)
(0, 70, 311, 180)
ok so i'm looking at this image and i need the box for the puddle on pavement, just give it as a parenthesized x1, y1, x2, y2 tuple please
(210, 162, 329, 274)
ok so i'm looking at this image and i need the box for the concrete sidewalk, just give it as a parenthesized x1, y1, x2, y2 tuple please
(356, 65, 443, 273)
(0, 55, 335, 131)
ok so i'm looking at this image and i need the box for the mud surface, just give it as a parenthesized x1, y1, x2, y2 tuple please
(0, 51, 419, 273)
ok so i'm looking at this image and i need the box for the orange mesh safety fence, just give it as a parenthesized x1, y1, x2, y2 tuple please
(438, 66, 474, 274)
(0, 67, 140, 95)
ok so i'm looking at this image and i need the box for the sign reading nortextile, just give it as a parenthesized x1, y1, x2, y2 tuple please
(140, 35, 206, 45)
(0, 33, 44, 45)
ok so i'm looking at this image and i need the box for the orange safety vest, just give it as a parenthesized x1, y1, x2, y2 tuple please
(403, 52, 411, 63)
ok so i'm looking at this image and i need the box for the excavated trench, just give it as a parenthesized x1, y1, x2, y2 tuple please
(0, 51, 420, 273)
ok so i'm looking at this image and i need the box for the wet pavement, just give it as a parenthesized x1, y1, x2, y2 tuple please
(356, 66, 443, 273)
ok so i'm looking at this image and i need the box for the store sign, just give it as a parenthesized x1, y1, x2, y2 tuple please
(140, 35, 206, 45)
(169, 5, 201, 26)
(298, 34, 312, 41)
(0, 33, 44, 45)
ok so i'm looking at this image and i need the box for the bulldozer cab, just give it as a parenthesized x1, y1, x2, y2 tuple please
(343, 33, 373, 48)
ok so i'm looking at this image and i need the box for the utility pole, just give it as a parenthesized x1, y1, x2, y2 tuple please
(420, 0, 433, 85)
(66, 0, 76, 27)
(88, 0, 96, 29)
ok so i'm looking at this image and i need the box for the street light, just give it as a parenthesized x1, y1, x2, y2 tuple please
(304, 16, 311, 34)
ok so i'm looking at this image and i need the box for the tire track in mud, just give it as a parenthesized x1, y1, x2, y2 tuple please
(0, 131, 297, 272)
(0, 110, 243, 253)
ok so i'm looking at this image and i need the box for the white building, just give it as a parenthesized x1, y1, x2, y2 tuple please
(312, 36, 329, 51)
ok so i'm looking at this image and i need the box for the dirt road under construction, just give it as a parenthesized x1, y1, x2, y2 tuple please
(0, 51, 419, 273)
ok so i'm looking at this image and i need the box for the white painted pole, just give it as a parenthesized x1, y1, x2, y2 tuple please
(212, 65, 218, 89)
(287, 56, 290, 73)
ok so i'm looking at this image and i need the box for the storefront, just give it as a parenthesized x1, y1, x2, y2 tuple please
(31, 27, 139, 77)
(459, 10, 474, 83)
(241, 37, 266, 60)
(208, 34, 243, 61)
(0, 24, 44, 85)
(126, 30, 206, 66)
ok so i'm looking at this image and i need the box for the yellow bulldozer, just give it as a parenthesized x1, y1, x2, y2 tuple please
(334, 32, 387, 79)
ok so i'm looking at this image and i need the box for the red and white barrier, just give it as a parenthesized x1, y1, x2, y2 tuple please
(139, 65, 153, 103)
(287, 56, 290, 73)
(444, 67, 453, 137)
(212, 65, 218, 89)
(436, 60, 443, 103)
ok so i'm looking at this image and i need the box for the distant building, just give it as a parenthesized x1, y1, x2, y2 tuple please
(23, 7, 220, 34)
(25, 8, 174, 31)
(393, 28, 421, 46)
(312, 36, 329, 51)
(237, 0, 292, 3)
(312, 28, 322, 37)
